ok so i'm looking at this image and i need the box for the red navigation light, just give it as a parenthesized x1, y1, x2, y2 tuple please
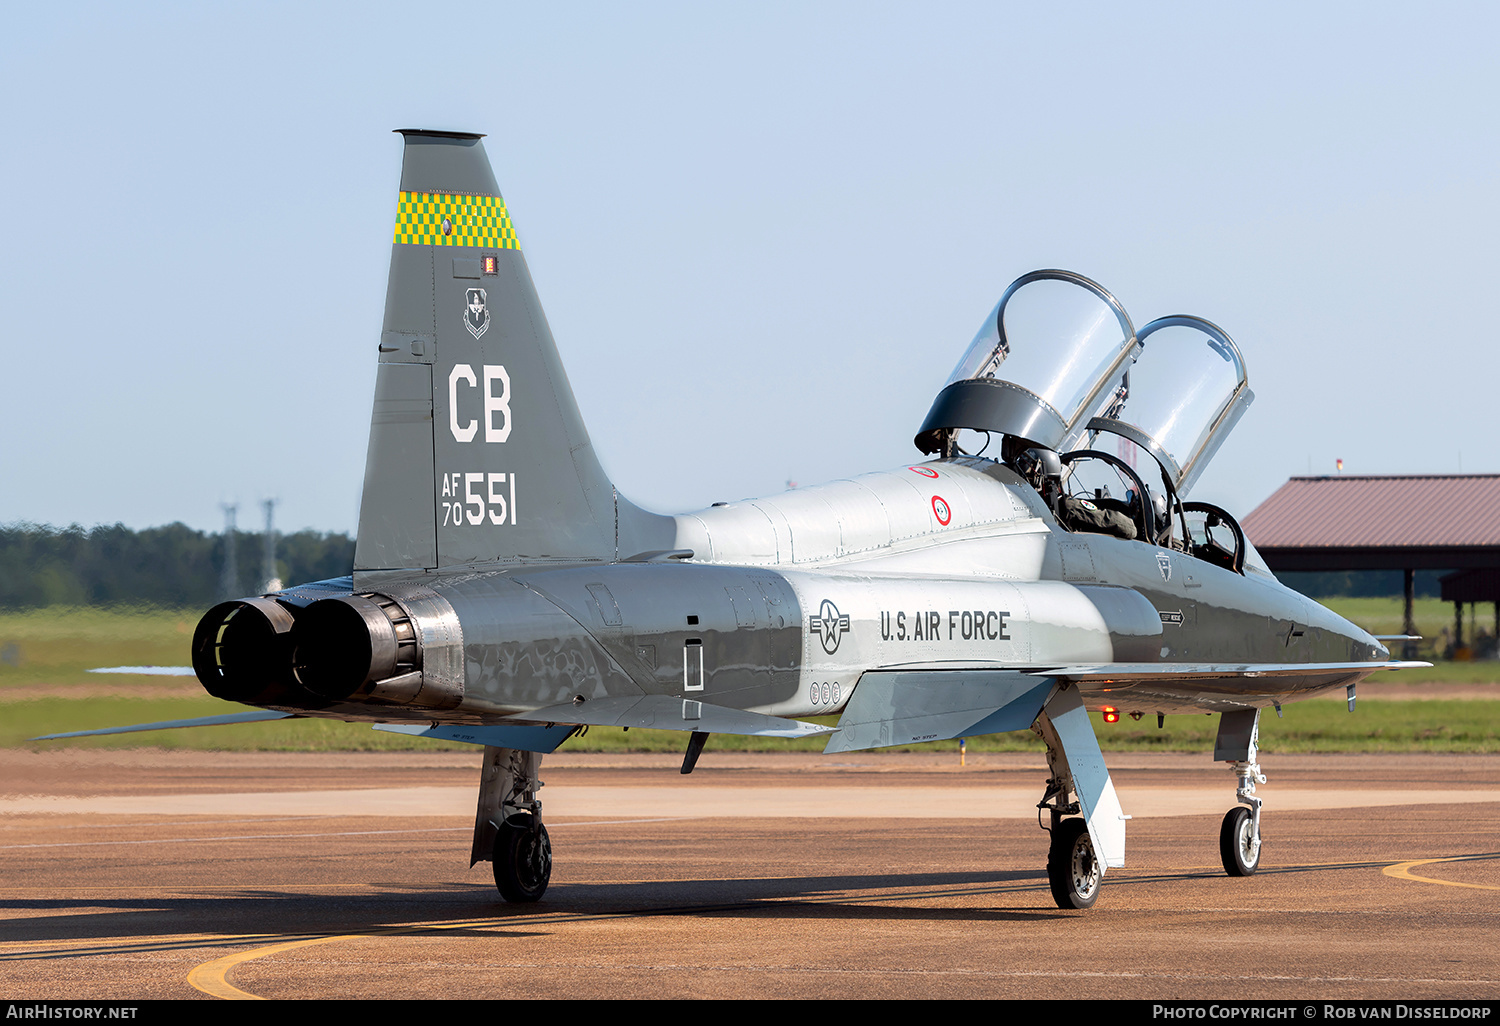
(1102, 706, 1120, 724)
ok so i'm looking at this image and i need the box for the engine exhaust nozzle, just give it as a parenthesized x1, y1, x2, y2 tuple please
(192, 598, 298, 703)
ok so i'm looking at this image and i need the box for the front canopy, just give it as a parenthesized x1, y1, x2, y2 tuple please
(915, 270, 1139, 455)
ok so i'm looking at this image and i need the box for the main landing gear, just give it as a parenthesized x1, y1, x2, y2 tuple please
(1214, 709, 1265, 877)
(1034, 685, 1128, 910)
(472, 745, 551, 902)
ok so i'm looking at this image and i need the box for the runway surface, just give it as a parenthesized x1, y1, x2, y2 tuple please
(1, 749, 1497, 1000)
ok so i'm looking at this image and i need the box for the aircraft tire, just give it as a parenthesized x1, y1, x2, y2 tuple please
(1219, 806, 1260, 877)
(493, 814, 551, 902)
(1047, 818, 1101, 909)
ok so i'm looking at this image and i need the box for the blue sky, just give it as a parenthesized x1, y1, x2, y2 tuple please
(2, 3, 1496, 534)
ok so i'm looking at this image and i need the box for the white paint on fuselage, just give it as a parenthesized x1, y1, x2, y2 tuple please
(672, 458, 1035, 568)
(666, 458, 1123, 719)
(759, 572, 1116, 718)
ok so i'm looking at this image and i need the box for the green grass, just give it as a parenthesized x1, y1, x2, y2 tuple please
(0, 605, 195, 687)
(1314, 595, 1496, 672)
(1314, 595, 1456, 637)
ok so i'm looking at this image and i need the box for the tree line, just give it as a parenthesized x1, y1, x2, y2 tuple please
(0, 523, 1447, 609)
(0, 522, 354, 608)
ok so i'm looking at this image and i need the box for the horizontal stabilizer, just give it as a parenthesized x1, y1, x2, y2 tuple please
(373, 722, 577, 752)
(507, 695, 835, 739)
(32, 709, 295, 740)
(825, 670, 1055, 754)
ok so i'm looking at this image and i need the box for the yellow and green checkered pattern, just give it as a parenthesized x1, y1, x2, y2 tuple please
(393, 191, 519, 248)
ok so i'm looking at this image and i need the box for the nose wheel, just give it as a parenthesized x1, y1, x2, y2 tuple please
(1215, 709, 1267, 879)
(1047, 818, 1101, 909)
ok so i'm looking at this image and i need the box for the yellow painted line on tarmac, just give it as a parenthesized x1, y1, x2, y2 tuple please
(186, 853, 1500, 999)
(185, 871, 1190, 999)
(189, 934, 361, 999)
(1382, 854, 1500, 891)
(186, 915, 617, 999)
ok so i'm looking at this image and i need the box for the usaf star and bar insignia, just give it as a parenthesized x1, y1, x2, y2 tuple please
(810, 599, 851, 655)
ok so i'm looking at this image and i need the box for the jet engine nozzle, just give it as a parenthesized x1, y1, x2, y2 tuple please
(291, 594, 417, 700)
(286, 589, 464, 709)
(192, 597, 300, 703)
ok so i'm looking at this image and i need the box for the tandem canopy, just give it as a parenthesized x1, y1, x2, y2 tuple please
(914, 269, 1253, 498)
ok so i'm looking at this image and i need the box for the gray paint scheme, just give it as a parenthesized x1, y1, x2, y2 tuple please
(356, 131, 671, 572)
(355, 363, 436, 569)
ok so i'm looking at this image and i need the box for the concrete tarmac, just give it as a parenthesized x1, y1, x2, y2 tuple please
(0, 749, 1497, 1001)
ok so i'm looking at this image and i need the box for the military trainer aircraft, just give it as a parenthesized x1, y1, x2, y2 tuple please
(46, 129, 1423, 910)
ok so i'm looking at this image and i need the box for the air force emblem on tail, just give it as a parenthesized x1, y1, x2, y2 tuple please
(465, 288, 489, 339)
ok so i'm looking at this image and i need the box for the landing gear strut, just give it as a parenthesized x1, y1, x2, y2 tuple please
(1033, 685, 1128, 910)
(472, 745, 551, 902)
(1214, 709, 1265, 877)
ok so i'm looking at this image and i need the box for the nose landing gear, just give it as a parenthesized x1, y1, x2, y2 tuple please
(1215, 709, 1265, 878)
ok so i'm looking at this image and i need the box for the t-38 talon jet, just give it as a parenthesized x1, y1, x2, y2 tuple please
(44, 129, 1425, 909)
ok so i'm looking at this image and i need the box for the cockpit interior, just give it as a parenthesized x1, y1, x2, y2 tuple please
(914, 269, 1268, 578)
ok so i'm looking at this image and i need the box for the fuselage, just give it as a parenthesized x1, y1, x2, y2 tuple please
(225, 456, 1384, 728)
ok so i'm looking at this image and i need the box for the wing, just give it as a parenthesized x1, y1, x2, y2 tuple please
(825, 659, 1431, 753)
(373, 696, 834, 753)
(1040, 659, 1430, 714)
(35, 696, 832, 748)
(33, 709, 296, 740)
(496, 695, 836, 739)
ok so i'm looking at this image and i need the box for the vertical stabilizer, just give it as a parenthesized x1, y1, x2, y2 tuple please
(356, 130, 646, 571)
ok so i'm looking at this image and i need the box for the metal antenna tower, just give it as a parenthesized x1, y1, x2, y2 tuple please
(220, 503, 239, 600)
(261, 498, 280, 592)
